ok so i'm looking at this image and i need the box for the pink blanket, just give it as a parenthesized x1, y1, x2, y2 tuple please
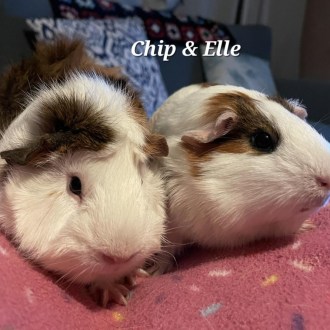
(1, 206, 329, 329)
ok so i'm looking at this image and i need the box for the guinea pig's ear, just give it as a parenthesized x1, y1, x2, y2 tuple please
(144, 133, 169, 157)
(287, 99, 308, 120)
(0, 132, 72, 165)
(181, 111, 237, 146)
(0, 141, 44, 165)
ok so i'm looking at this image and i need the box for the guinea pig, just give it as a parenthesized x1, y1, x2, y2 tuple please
(148, 83, 330, 274)
(0, 38, 168, 305)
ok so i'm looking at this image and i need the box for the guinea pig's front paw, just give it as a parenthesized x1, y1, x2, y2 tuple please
(144, 254, 176, 276)
(89, 269, 149, 307)
(123, 268, 150, 287)
(298, 219, 316, 232)
(89, 281, 131, 307)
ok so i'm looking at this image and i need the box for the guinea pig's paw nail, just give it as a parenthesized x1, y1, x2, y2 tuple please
(144, 263, 164, 276)
(108, 284, 130, 306)
(135, 268, 150, 278)
(101, 289, 110, 308)
(125, 275, 137, 288)
(101, 283, 131, 306)
(118, 295, 128, 306)
(89, 283, 130, 307)
(148, 257, 175, 275)
(299, 219, 316, 232)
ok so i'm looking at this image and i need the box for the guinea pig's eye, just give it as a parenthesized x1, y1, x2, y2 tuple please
(69, 176, 82, 196)
(250, 131, 276, 153)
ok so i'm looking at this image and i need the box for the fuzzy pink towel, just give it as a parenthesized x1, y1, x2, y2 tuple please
(1, 206, 329, 330)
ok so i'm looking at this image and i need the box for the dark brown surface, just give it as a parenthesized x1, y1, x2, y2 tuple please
(300, 0, 330, 80)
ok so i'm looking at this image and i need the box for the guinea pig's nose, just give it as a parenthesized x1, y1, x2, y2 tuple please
(100, 252, 137, 265)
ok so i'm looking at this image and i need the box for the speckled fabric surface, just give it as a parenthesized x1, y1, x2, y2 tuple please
(1, 206, 329, 330)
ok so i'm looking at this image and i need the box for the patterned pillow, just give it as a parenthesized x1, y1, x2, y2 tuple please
(201, 49, 277, 96)
(49, 0, 236, 46)
(49, 0, 136, 19)
(26, 18, 168, 117)
(134, 10, 236, 45)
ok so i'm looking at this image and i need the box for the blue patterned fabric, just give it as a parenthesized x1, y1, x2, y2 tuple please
(201, 50, 277, 96)
(26, 18, 168, 116)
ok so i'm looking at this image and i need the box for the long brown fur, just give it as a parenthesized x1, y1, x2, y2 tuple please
(0, 38, 123, 132)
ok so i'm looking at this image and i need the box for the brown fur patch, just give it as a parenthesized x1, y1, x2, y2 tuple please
(143, 134, 169, 157)
(267, 95, 296, 113)
(127, 94, 149, 131)
(1, 94, 114, 165)
(181, 92, 280, 176)
(125, 92, 169, 158)
(199, 82, 217, 88)
(126, 92, 168, 158)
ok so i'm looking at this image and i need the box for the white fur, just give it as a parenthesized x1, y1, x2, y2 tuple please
(0, 74, 166, 285)
(151, 84, 330, 259)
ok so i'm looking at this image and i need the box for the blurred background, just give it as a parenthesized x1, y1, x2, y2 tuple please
(0, 0, 329, 132)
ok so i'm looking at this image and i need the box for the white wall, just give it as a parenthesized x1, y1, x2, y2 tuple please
(241, 0, 307, 79)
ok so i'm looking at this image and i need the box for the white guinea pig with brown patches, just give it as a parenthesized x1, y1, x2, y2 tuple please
(149, 83, 330, 274)
(0, 38, 168, 305)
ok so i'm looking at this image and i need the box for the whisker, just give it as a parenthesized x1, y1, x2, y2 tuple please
(55, 263, 85, 285)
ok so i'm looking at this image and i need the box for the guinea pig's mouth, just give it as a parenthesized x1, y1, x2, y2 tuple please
(100, 252, 138, 265)
(96, 251, 143, 273)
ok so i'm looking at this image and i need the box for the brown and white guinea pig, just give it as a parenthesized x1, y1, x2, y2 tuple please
(0, 38, 168, 305)
(148, 83, 330, 274)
